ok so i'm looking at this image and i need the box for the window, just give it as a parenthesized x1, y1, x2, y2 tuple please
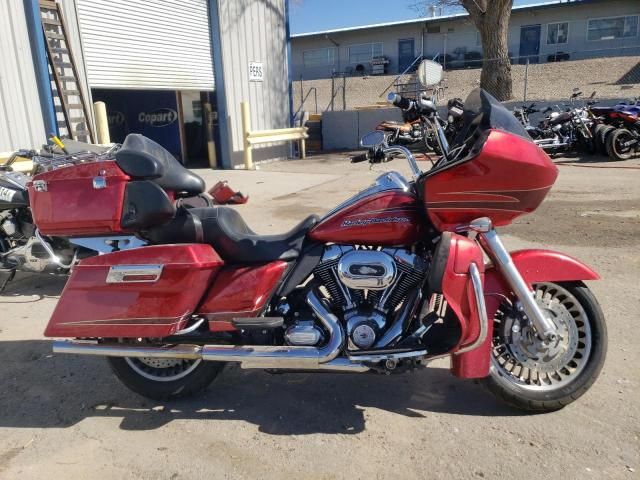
(547, 22, 569, 44)
(348, 43, 383, 64)
(303, 48, 335, 68)
(587, 15, 638, 41)
(427, 25, 440, 34)
(475, 30, 481, 46)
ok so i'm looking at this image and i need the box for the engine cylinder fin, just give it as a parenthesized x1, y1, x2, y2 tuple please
(382, 264, 426, 312)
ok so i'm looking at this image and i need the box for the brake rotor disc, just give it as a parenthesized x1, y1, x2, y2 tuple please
(491, 283, 592, 392)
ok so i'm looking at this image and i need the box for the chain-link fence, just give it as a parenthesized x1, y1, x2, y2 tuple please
(292, 46, 640, 119)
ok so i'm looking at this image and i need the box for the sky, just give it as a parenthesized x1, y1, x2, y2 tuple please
(290, 0, 550, 34)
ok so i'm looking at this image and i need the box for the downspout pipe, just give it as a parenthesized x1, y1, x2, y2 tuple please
(207, 0, 232, 169)
(24, 0, 58, 137)
(285, 0, 294, 128)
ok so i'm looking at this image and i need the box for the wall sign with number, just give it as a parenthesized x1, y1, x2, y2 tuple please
(249, 62, 264, 82)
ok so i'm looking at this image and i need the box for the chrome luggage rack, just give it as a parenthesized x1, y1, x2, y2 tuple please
(32, 145, 120, 173)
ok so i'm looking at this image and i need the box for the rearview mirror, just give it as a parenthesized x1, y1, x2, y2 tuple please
(417, 60, 443, 87)
(360, 131, 386, 148)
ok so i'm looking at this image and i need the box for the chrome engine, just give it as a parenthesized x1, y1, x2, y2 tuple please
(307, 245, 428, 350)
(0, 212, 74, 273)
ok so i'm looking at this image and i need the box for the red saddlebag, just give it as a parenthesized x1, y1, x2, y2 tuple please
(28, 160, 130, 236)
(44, 244, 223, 338)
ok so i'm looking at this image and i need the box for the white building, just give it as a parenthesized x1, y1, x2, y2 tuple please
(1, 0, 292, 168)
(291, 0, 640, 80)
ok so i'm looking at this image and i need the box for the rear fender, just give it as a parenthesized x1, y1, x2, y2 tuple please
(451, 249, 599, 379)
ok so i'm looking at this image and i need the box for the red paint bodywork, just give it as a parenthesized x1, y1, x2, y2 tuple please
(44, 244, 223, 338)
(308, 191, 420, 246)
(28, 160, 130, 236)
(437, 234, 490, 378)
(196, 261, 288, 332)
(423, 130, 558, 231)
(451, 249, 600, 379)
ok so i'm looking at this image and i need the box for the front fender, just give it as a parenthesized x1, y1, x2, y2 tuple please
(451, 249, 598, 379)
(506, 249, 599, 283)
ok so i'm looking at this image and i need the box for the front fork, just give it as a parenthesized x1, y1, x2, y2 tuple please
(465, 218, 558, 341)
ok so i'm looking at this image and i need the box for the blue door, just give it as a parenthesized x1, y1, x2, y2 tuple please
(519, 25, 541, 64)
(398, 38, 415, 72)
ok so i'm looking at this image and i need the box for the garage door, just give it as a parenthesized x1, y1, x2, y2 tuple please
(76, 0, 214, 90)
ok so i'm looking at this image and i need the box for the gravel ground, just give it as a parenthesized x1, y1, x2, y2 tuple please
(0, 153, 638, 479)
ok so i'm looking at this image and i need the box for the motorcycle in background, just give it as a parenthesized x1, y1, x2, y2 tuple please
(514, 89, 596, 155)
(590, 98, 640, 161)
(38, 61, 607, 413)
(375, 64, 463, 158)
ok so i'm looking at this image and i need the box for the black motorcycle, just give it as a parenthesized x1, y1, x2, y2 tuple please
(514, 90, 596, 155)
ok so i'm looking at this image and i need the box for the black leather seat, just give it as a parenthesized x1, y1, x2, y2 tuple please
(115, 134, 205, 197)
(145, 206, 319, 264)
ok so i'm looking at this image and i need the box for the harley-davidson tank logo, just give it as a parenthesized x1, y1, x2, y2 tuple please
(341, 216, 410, 228)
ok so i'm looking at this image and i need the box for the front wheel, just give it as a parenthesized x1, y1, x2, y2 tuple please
(606, 128, 636, 161)
(482, 281, 607, 412)
(108, 356, 224, 400)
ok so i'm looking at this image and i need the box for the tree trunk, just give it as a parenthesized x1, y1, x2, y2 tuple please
(461, 0, 513, 101)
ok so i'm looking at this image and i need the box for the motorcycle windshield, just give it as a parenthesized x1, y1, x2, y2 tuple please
(457, 88, 530, 141)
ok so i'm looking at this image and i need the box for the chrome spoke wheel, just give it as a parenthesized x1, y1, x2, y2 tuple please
(125, 356, 203, 382)
(491, 283, 592, 392)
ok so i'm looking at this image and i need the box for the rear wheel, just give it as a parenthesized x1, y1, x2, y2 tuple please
(483, 282, 607, 412)
(577, 130, 596, 154)
(606, 128, 635, 161)
(597, 125, 615, 156)
(108, 356, 224, 400)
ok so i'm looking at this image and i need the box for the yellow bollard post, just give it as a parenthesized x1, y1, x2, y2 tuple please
(93, 101, 110, 144)
(241, 101, 254, 170)
(300, 136, 306, 159)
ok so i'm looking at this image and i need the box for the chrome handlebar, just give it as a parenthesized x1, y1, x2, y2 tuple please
(381, 145, 422, 180)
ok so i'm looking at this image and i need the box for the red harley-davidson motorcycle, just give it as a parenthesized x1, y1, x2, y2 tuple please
(36, 74, 606, 411)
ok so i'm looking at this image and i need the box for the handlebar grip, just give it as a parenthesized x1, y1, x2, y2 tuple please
(387, 92, 412, 110)
(350, 153, 369, 163)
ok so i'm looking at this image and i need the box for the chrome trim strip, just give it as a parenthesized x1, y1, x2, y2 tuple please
(456, 262, 488, 354)
(174, 318, 206, 336)
(106, 264, 163, 283)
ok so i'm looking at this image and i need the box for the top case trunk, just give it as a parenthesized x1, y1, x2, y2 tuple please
(28, 160, 130, 236)
(44, 244, 223, 338)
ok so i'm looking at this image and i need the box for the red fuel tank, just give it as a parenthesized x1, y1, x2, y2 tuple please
(308, 172, 420, 246)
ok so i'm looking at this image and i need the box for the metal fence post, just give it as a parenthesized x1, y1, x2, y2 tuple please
(241, 101, 254, 170)
(331, 75, 335, 111)
(342, 75, 346, 110)
(523, 58, 529, 102)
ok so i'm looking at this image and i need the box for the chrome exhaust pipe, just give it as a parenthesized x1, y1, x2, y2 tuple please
(53, 341, 203, 360)
(52, 290, 353, 371)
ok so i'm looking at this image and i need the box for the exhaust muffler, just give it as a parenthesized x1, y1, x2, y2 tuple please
(52, 290, 369, 372)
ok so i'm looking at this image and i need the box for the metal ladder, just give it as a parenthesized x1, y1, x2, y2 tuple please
(39, 0, 94, 143)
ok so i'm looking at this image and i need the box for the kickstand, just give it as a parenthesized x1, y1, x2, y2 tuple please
(0, 269, 16, 292)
